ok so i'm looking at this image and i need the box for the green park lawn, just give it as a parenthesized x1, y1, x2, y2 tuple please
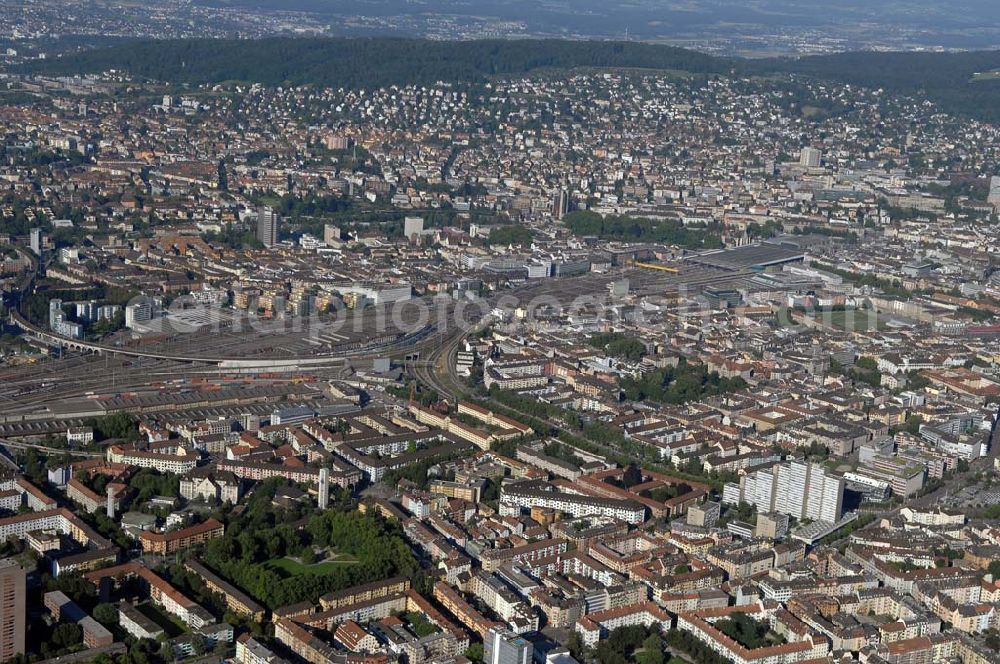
(264, 552, 359, 576)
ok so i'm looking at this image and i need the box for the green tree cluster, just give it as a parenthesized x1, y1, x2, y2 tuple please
(619, 359, 747, 404)
(564, 210, 721, 249)
(846, 357, 882, 389)
(88, 412, 139, 441)
(485, 225, 534, 247)
(201, 492, 419, 609)
(589, 332, 647, 361)
(22, 38, 729, 89)
(128, 468, 181, 502)
(714, 613, 784, 649)
(592, 625, 656, 664)
(202, 224, 264, 250)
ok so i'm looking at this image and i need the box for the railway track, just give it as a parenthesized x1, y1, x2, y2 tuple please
(3, 261, 752, 416)
(0, 438, 101, 459)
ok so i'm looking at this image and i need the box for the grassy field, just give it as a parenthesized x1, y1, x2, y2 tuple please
(827, 309, 886, 331)
(136, 602, 187, 638)
(972, 69, 1000, 82)
(264, 552, 358, 576)
(405, 612, 438, 638)
(801, 308, 885, 332)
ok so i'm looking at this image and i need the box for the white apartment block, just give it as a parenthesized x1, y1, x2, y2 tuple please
(730, 460, 843, 523)
(500, 483, 646, 525)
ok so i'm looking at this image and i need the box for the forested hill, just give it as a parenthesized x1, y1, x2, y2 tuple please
(16, 37, 1000, 123)
(759, 50, 1000, 124)
(16, 38, 733, 89)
